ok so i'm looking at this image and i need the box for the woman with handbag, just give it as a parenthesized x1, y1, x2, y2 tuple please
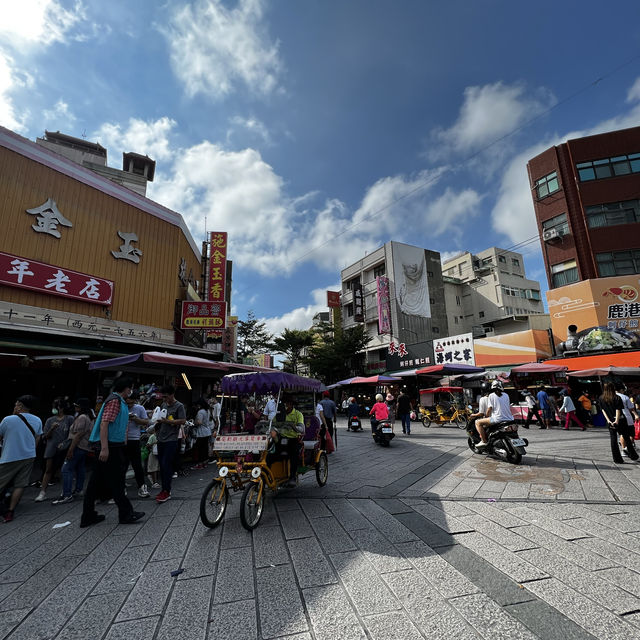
(53, 398, 93, 504)
(599, 381, 639, 463)
(35, 399, 74, 502)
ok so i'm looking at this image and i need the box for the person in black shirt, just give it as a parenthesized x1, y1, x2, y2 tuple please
(599, 381, 638, 463)
(397, 391, 413, 435)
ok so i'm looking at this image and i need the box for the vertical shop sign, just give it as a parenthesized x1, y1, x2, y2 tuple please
(376, 276, 391, 334)
(353, 282, 364, 322)
(208, 232, 228, 302)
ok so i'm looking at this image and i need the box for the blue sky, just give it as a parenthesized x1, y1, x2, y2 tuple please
(2, 0, 640, 336)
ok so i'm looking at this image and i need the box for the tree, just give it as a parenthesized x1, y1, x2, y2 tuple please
(236, 310, 274, 360)
(307, 323, 371, 383)
(273, 328, 315, 374)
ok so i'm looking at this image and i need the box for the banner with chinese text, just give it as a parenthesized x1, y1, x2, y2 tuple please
(327, 291, 341, 308)
(433, 333, 475, 366)
(547, 276, 640, 352)
(376, 276, 391, 334)
(181, 301, 227, 329)
(0, 251, 114, 306)
(208, 232, 228, 302)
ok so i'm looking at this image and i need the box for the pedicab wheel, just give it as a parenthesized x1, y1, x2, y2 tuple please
(455, 415, 467, 430)
(240, 480, 265, 531)
(315, 452, 328, 487)
(200, 478, 227, 528)
(421, 416, 431, 428)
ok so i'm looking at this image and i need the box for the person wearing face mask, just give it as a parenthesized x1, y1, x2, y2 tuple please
(35, 399, 74, 502)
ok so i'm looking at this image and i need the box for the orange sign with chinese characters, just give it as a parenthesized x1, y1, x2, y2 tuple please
(208, 232, 227, 303)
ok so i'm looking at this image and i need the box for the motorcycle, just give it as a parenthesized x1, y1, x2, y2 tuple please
(372, 418, 395, 447)
(466, 413, 527, 464)
(347, 415, 363, 432)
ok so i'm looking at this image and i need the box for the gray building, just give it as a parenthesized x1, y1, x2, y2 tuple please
(442, 247, 547, 337)
(341, 241, 447, 374)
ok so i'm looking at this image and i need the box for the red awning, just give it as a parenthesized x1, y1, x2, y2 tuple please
(543, 351, 640, 371)
(510, 362, 568, 374)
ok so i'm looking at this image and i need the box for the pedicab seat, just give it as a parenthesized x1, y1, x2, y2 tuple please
(303, 416, 322, 449)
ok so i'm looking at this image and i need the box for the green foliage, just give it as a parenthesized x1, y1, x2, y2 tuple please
(273, 328, 315, 373)
(236, 310, 274, 359)
(307, 323, 371, 383)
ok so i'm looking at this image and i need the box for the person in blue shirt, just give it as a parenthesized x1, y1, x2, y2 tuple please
(536, 387, 550, 430)
(0, 395, 43, 523)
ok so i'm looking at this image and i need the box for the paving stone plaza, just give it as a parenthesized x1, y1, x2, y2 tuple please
(1, 420, 640, 639)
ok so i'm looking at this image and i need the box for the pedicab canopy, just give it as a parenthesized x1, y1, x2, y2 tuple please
(221, 371, 325, 395)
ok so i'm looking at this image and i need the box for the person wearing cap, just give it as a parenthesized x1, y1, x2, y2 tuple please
(474, 381, 512, 449)
(319, 391, 337, 439)
(0, 395, 42, 522)
(81, 377, 145, 527)
(53, 398, 93, 505)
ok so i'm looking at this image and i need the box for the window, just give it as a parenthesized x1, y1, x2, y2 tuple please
(551, 260, 578, 287)
(429, 297, 435, 304)
(498, 255, 506, 263)
(373, 264, 385, 278)
(345, 276, 360, 291)
(345, 303, 354, 317)
(542, 212, 569, 236)
(479, 311, 485, 318)
(455, 295, 461, 306)
(512, 258, 520, 268)
(432, 327, 440, 334)
(596, 250, 640, 277)
(427, 270, 433, 278)
(481, 257, 492, 266)
(535, 171, 560, 199)
(525, 289, 541, 301)
(586, 199, 640, 229)
(577, 152, 640, 182)
(454, 317, 459, 324)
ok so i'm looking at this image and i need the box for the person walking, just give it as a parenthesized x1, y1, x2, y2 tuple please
(600, 381, 639, 464)
(523, 390, 542, 429)
(616, 383, 639, 459)
(0, 396, 42, 522)
(536, 387, 551, 429)
(560, 390, 586, 431)
(53, 398, 93, 504)
(125, 391, 150, 498)
(81, 377, 144, 527)
(35, 399, 74, 502)
(397, 391, 412, 435)
(319, 391, 337, 439)
(191, 398, 212, 469)
(577, 390, 593, 426)
(154, 385, 186, 504)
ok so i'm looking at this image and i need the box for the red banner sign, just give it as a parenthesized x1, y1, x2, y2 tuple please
(0, 251, 114, 306)
(208, 232, 227, 302)
(327, 290, 341, 308)
(181, 301, 227, 329)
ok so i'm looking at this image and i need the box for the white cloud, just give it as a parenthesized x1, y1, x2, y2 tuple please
(163, 0, 282, 100)
(0, 0, 85, 47)
(492, 85, 640, 245)
(0, 51, 26, 131)
(261, 285, 339, 335)
(431, 81, 555, 158)
(42, 98, 75, 127)
(94, 117, 177, 162)
(227, 115, 272, 146)
(627, 77, 640, 103)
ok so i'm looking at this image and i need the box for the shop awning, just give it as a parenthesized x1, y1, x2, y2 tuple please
(416, 363, 485, 375)
(567, 366, 640, 378)
(510, 362, 568, 374)
(544, 351, 640, 371)
(89, 351, 230, 373)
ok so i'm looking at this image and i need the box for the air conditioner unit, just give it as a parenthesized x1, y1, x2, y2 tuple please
(542, 228, 562, 242)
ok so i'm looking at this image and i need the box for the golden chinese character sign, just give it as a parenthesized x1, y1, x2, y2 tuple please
(208, 232, 227, 302)
(181, 301, 227, 329)
(547, 275, 640, 352)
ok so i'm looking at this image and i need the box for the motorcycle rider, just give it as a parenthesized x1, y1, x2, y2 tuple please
(470, 381, 492, 424)
(474, 380, 512, 449)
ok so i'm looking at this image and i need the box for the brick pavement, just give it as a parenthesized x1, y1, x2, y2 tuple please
(1, 419, 640, 639)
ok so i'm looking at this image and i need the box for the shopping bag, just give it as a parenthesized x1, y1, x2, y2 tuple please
(634, 418, 640, 440)
(324, 430, 335, 454)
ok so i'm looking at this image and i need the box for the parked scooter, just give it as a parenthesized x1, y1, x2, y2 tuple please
(466, 414, 527, 464)
(372, 418, 395, 447)
(347, 415, 363, 432)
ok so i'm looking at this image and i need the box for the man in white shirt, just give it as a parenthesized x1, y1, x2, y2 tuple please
(616, 384, 638, 456)
(475, 381, 512, 449)
(263, 394, 277, 422)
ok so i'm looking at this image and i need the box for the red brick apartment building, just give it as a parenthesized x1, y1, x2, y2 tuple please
(528, 126, 640, 289)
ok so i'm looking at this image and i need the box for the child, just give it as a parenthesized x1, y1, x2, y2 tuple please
(146, 432, 160, 488)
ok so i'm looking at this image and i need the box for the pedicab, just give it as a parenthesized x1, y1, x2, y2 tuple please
(199, 371, 329, 531)
(418, 387, 470, 428)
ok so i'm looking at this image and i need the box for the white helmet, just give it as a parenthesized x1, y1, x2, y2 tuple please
(491, 380, 503, 390)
